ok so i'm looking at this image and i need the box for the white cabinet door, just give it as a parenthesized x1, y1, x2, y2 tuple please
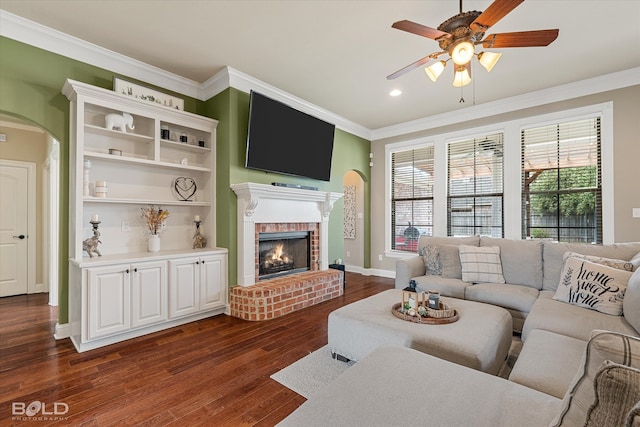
(131, 260, 167, 328)
(169, 257, 200, 318)
(200, 254, 226, 310)
(87, 264, 131, 339)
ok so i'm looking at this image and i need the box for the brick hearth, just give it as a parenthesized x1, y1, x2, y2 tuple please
(230, 270, 343, 321)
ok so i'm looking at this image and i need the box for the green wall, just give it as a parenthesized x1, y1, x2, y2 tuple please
(0, 35, 371, 324)
(204, 88, 372, 285)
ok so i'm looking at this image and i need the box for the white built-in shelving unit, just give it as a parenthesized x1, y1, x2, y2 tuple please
(63, 79, 228, 352)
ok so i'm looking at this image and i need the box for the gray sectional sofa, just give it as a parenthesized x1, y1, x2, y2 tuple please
(278, 237, 640, 426)
(395, 236, 640, 335)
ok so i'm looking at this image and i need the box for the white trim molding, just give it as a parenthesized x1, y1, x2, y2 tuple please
(372, 68, 640, 141)
(54, 322, 71, 339)
(230, 182, 343, 286)
(1, 10, 638, 146)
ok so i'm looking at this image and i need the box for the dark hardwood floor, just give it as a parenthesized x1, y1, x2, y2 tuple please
(0, 272, 393, 426)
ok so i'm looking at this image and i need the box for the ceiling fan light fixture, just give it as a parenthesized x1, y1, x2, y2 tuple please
(452, 65, 471, 87)
(450, 40, 475, 65)
(425, 60, 447, 82)
(477, 51, 502, 72)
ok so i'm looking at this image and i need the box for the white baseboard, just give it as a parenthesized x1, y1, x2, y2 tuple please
(363, 268, 395, 278)
(54, 322, 71, 339)
(344, 264, 395, 278)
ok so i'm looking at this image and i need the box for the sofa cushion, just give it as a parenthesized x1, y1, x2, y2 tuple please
(509, 329, 586, 399)
(481, 237, 543, 289)
(553, 256, 630, 316)
(459, 245, 506, 284)
(542, 241, 640, 291)
(584, 361, 640, 427)
(412, 275, 469, 299)
(464, 283, 538, 314)
(551, 331, 640, 427)
(279, 346, 562, 427)
(631, 251, 640, 271)
(522, 291, 639, 342)
(624, 269, 640, 333)
(440, 244, 463, 279)
(564, 251, 634, 271)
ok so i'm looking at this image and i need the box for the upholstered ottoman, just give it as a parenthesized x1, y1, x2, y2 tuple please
(328, 289, 512, 374)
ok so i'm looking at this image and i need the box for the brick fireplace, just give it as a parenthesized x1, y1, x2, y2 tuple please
(230, 182, 344, 320)
(256, 222, 319, 280)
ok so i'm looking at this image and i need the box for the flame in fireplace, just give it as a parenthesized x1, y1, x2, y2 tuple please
(272, 243, 284, 260)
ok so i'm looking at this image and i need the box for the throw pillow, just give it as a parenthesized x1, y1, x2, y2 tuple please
(553, 256, 631, 316)
(551, 331, 640, 427)
(563, 251, 633, 272)
(418, 245, 441, 275)
(584, 361, 640, 427)
(439, 244, 462, 279)
(458, 245, 505, 284)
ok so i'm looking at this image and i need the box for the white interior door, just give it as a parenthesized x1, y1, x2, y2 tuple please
(0, 161, 32, 296)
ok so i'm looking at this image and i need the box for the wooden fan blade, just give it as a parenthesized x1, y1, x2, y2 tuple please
(392, 20, 450, 40)
(471, 0, 524, 32)
(387, 54, 435, 80)
(482, 29, 559, 48)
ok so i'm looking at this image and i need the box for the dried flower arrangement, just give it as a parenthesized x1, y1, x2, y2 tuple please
(141, 205, 170, 235)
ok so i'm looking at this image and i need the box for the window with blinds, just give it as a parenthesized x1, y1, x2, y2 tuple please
(447, 133, 504, 237)
(521, 117, 602, 243)
(391, 146, 434, 252)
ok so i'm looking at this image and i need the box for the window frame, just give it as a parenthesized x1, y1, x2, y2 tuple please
(390, 145, 435, 253)
(521, 116, 603, 243)
(446, 132, 505, 238)
(384, 102, 614, 258)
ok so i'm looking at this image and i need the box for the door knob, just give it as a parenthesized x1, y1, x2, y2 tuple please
(12, 234, 26, 239)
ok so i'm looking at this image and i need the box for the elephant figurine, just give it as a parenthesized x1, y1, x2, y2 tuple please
(83, 229, 102, 258)
(105, 112, 135, 133)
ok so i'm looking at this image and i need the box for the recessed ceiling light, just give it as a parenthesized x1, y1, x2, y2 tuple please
(389, 89, 402, 97)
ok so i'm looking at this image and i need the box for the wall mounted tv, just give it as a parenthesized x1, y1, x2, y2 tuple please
(245, 91, 336, 182)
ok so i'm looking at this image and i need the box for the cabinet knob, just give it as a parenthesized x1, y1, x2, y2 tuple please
(134, 268, 138, 272)
(125, 269, 130, 274)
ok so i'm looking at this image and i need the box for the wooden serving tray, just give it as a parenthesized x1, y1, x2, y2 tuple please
(391, 303, 459, 324)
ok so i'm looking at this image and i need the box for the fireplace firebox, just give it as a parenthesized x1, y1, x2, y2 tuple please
(258, 231, 311, 280)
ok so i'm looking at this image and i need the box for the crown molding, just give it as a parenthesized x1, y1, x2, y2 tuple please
(371, 67, 640, 141)
(203, 67, 372, 140)
(0, 10, 202, 100)
(2, 10, 637, 143)
(0, 10, 371, 139)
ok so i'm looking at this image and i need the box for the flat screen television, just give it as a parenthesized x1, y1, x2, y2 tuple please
(245, 91, 336, 182)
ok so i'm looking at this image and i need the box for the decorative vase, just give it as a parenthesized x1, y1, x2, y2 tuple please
(148, 235, 161, 252)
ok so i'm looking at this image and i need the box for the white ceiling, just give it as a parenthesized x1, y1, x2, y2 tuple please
(1, 0, 639, 131)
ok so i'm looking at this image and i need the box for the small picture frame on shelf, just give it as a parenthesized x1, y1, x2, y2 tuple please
(113, 77, 184, 111)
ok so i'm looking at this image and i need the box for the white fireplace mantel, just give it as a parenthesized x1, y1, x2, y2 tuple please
(231, 182, 343, 286)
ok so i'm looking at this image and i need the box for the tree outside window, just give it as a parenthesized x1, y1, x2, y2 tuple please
(522, 117, 602, 243)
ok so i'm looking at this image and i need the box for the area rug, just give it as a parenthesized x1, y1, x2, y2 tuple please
(270, 345, 353, 399)
(272, 337, 522, 398)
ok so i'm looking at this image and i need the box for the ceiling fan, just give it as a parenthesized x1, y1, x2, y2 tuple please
(387, 0, 559, 87)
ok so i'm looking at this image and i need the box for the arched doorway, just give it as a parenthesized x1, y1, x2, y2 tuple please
(0, 113, 59, 305)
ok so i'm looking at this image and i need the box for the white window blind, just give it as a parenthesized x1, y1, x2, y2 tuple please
(521, 117, 602, 243)
(391, 146, 434, 252)
(447, 133, 504, 237)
